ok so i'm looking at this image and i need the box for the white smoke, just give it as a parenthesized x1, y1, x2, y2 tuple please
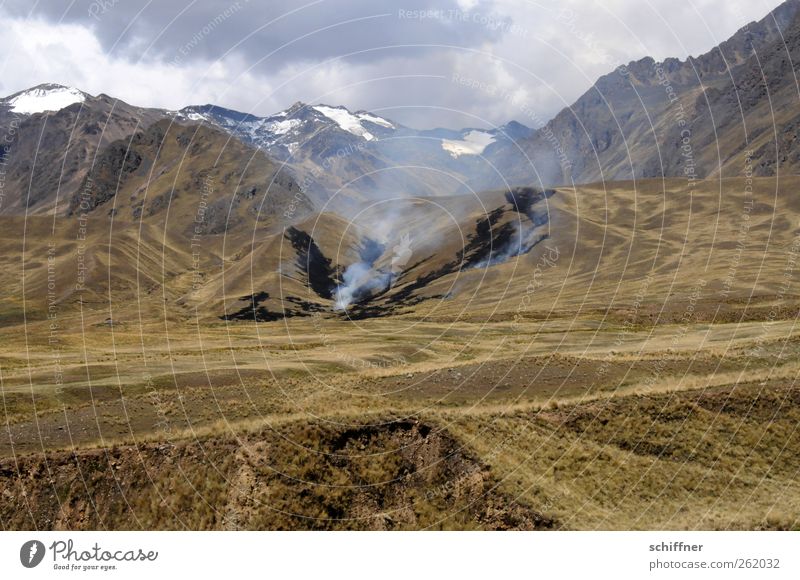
(390, 233, 413, 276)
(333, 261, 395, 310)
(332, 205, 416, 311)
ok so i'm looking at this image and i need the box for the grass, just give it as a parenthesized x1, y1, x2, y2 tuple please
(2, 177, 800, 529)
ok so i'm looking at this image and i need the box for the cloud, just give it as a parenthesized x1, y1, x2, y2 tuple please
(2, 0, 506, 68)
(0, 0, 787, 128)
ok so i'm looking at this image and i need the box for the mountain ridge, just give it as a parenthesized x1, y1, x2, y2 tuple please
(496, 0, 800, 185)
(1, 0, 799, 219)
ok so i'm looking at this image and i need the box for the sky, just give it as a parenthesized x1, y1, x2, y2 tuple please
(0, 0, 787, 129)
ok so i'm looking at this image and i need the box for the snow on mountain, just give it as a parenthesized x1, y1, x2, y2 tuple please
(169, 100, 536, 204)
(6, 84, 86, 114)
(175, 102, 400, 159)
(265, 118, 302, 135)
(355, 112, 395, 129)
(311, 105, 394, 141)
(441, 130, 496, 158)
(183, 111, 208, 122)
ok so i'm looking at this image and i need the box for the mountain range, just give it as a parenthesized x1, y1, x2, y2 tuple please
(1, 0, 799, 321)
(2, 0, 799, 220)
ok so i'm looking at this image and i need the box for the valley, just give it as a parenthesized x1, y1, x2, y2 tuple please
(2, 0, 800, 533)
(2, 177, 800, 529)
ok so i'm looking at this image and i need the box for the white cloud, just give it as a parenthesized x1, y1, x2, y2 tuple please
(0, 0, 788, 128)
(0, 14, 289, 117)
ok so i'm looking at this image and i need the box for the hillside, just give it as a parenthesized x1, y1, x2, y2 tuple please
(2, 374, 797, 530)
(0, 86, 169, 215)
(490, 0, 800, 185)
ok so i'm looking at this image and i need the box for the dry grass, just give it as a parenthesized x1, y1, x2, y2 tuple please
(2, 177, 800, 529)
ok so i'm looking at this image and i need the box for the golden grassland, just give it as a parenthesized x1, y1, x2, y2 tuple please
(2, 177, 800, 529)
(2, 309, 799, 530)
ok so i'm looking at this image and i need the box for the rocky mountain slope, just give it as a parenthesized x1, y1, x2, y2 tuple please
(494, 0, 800, 184)
(0, 85, 169, 215)
(67, 118, 309, 234)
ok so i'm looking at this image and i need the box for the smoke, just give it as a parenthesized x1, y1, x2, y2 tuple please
(471, 221, 547, 269)
(331, 189, 553, 310)
(333, 260, 394, 310)
(470, 188, 554, 269)
(332, 204, 416, 311)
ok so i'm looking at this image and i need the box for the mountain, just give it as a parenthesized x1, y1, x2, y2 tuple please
(176, 0, 800, 198)
(495, 0, 800, 185)
(1, 0, 799, 321)
(178, 101, 397, 156)
(176, 101, 535, 210)
(68, 119, 309, 232)
(0, 83, 88, 115)
(0, 84, 169, 215)
(0, 118, 312, 318)
(3, 0, 800, 217)
(175, 0, 800, 199)
(0, 83, 536, 218)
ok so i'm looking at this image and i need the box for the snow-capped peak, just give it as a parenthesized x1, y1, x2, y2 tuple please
(6, 84, 87, 115)
(312, 105, 395, 141)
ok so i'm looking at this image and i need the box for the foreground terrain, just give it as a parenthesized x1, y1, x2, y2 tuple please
(1, 177, 799, 530)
